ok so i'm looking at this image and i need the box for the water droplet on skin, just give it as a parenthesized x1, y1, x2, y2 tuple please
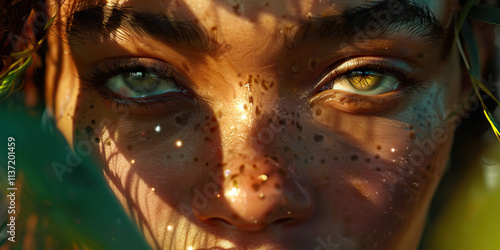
(131, 159, 135, 164)
(258, 174, 268, 182)
(155, 125, 161, 133)
(224, 169, 232, 177)
(151, 187, 155, 191)
(167, 225, 172, 231)
(258, 193, 265, 199)
(175, 140, 183, 147)
(391, 148, 396, 152)
(351, 154, 358, 161)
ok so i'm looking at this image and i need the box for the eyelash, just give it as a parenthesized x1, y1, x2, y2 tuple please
(81, 57, 421, 114)
(80, 58, 189, 109)
(313, 57, 423, 112)
(323, 57, 418, 90)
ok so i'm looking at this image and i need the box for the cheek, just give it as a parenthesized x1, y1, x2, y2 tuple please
(307, 83, 454, 244)
(71, 92, 223, 214)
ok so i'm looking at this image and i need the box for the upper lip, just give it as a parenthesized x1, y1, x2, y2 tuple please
(195, 248, 237, 250)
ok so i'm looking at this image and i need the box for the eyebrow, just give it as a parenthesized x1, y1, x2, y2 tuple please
(68, 4, 221, 53)
(68, 0, 444, 53)
(280, 0, 446, 50)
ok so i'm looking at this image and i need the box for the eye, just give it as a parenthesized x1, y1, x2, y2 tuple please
(317, 57, 417, 96)
(106, 71, 183, 98)
(319, 69, 400, 96)
(311, 57, 422, 113)
(81, 58, 195, 114)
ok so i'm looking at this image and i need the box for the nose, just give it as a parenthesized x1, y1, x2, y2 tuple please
(193, 155, 315, 231)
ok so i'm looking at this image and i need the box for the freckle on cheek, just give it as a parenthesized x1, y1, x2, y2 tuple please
(85, 126, 94, 137)
(350, 154, 358, 161)
(409, 131, 416, 140)
(313, 134, 324, 142)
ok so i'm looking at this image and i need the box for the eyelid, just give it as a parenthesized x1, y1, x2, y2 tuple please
(79, 57, 196, 113)
(81, 58, 179, 83)
(313, 57, 420, 94)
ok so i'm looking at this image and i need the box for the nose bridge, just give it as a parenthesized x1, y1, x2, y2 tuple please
(192, 74, 315, 231)
(216, 73, 281, 152)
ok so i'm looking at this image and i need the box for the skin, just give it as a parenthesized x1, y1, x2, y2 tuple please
(43, 0, 494, 249)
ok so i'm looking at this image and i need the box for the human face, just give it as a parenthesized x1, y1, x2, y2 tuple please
(46, 0, 464, 249)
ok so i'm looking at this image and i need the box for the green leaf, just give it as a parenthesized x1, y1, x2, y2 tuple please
(484, 109, 500, 142)
(471, 74, 500, 108)
(457, 0, 475, 31)
(0, 57, 32, 101)
(10, 48, 33, 60)
(468, 5, 500, 25)
(461, 22, 481, 77)
(44, 15, 56, 30)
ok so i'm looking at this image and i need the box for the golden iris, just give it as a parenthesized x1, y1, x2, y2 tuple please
(346, 70, 384, 91)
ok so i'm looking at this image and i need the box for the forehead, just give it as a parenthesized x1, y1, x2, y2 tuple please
(64, 0, 455, 24)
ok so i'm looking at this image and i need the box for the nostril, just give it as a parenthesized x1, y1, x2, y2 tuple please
(272, 218, 294, 225)
(205, 218, 233, 227)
